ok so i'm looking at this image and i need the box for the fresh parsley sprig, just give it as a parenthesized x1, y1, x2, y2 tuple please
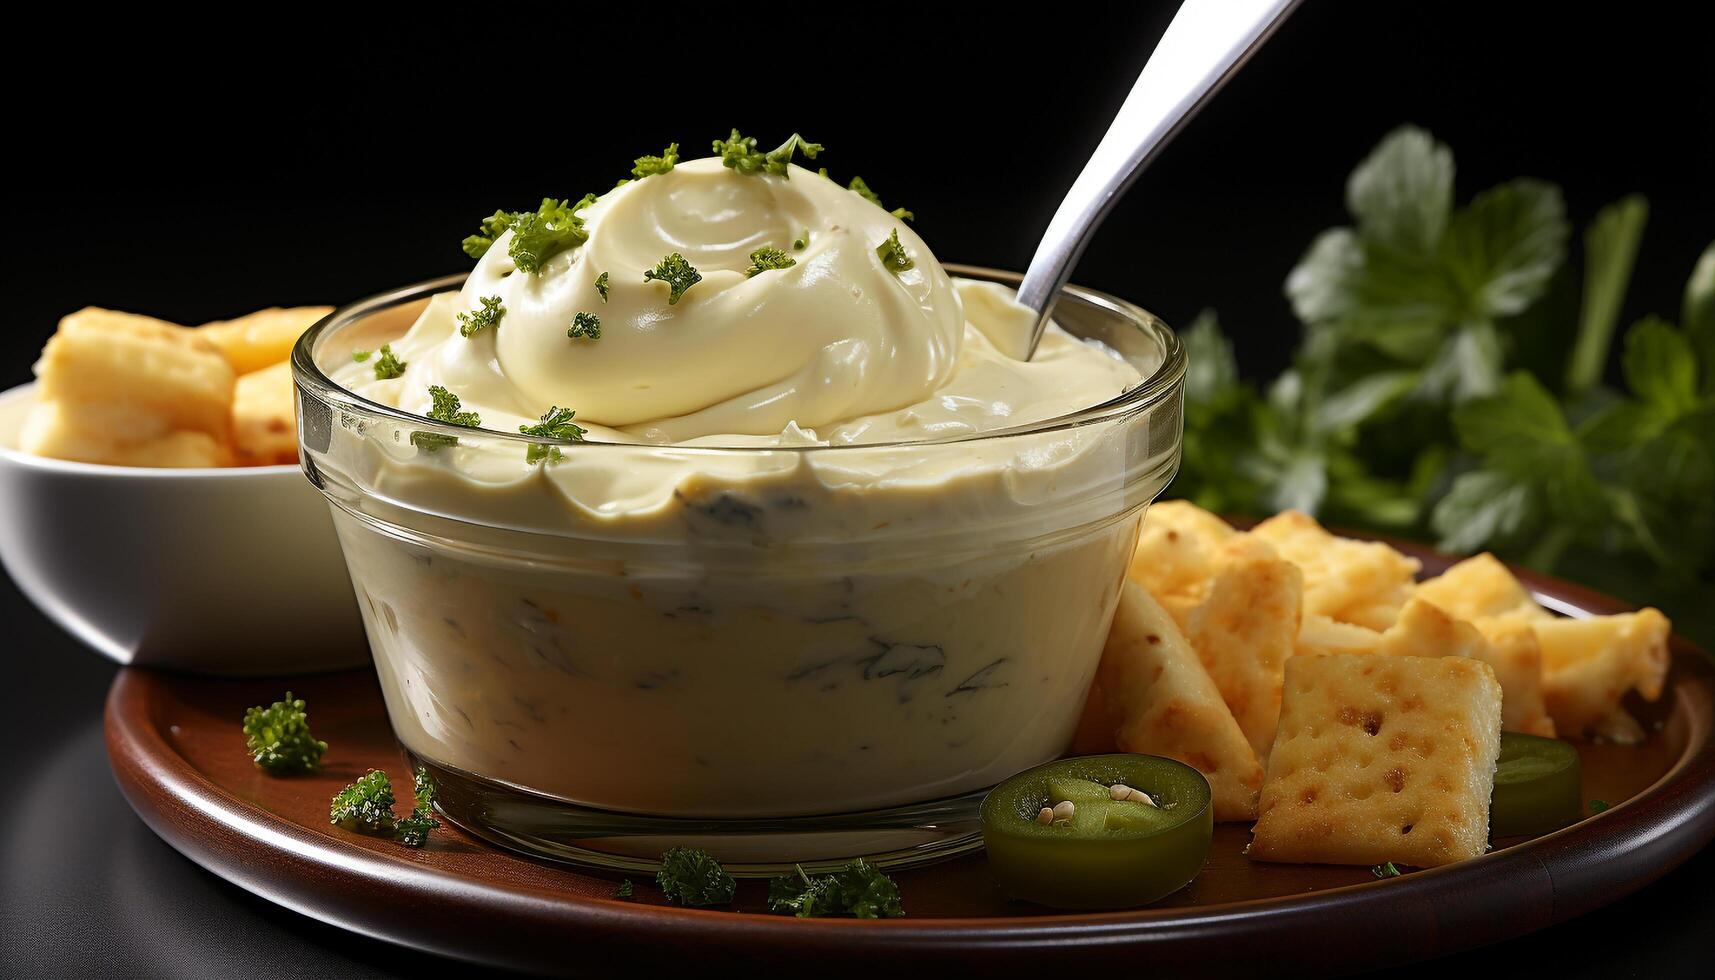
(241, 692, 327, 775)
(509, 195, 597, 273)
(329, 766, 439, 848)
(655, 846, 735, 907)
(372, 343, 407, 380)
(457, 295, 505, 337)
(462, 209, 519, 259)
(1172, 124, 1715, 645)
(745, 247, 797, 278)
(520, 406, 586, 464)
(631, 143, 680, 179)
(412, 385, 481, 453)
(713, 130, 822, 178)
(594, 271, 609, 302)
(567, 312, 601, 340)
(766, 860, 904, 918)
(645, 253, 703, 304)
(875, 229, 914, 274)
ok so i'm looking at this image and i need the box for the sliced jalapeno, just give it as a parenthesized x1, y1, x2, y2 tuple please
(980, 754, 1213, 909)
(1490, 731, 1582, 838)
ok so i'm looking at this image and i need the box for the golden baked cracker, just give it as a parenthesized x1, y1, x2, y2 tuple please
(232, 360, 299, 466)
(1184, 535, 1303, 761)
(1250, 510, 1420, 631)
(1249, 653, 1502, 868)
(1298, 614, 1382, 657)
(1128, 500, 1235, 613)
(33, 307, 236, 441)
(1473, 618, 1556, 737)
(1416, 552, 1550, 623)
(199, 306, 333, 375)
(1092, 580, 1264, 821)
(1376, 597, 1555, 738)
(1375, 596, 1489, 660)
(1535, 609, 1670, 741)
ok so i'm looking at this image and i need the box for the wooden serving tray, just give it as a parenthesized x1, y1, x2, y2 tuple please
(104, 551, 1715, 975)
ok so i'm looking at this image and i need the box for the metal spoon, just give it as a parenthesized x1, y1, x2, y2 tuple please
(1014, 0, 1303, 358)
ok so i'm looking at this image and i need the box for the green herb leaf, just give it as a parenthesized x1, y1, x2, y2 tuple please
(793, 230, 809, 251)
(745, 247, 797, 278)
(395, 766, 440, 848)
(1589, 799, 1610, 812)
(1623, 316, 1699, 415)
(616, 879, 634, 899)
(713, 130, 822, 178)
(462, 209, 519, 259)
(1567, 195, 1649, 393)
(520, 406, 585, 464)
(655, 847, 735, 907)
(425, 385, 480, 429)
(631, 143, 680, 179)
(595, 271, 609, 303)
(457, 295, 505, 338)
(352, 349, 372, 363)
(1371, 861, 1403, 878)
(372, 344, 407, 380)
(1440, 178, 1569, 320)
(330, 770, 398, 834)
(241, 692, 327, 775)
(875, 229, 913, 274)
(644, 252, 702, 304)
(567, 312, 602, 340)
(508, 195, 596, 273)
(1345, 126, 1453, 257)
(766, 859, 904, 918)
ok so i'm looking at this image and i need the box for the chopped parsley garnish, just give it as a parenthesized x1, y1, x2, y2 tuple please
(793, 230, 809, 251)
(847, 176, 914, 221)
(241, 691, 327, 775)
(875, 229, 914, 273)
(615, 879, 635, 899)
(644, 252, 703, 304)
(457, 295, 506, 337)
(352, 349, 372, 363)
(655, 846, 736, 907)
(520, 406, 586, 464)
(372, 343, 407, 380)
(631, 143, 680, 178)
(330, 770, 399, 835)
(746, 247, 797, 278)
(568, 311, 601, 340)
(595, 271, 609, 302)
(395, 766, 441, 847)
(461, 209, 519, 259)
(1589, 799, 1611, 813)
(413, 384, 480, 452)
(329, 767, 438, 848)
(507, 195, 597, 273)
(766, 860, 904, 919)
(1371, 861, 1403, 878)
(426, 385, 481, 427)
(712, 129, 822, 178)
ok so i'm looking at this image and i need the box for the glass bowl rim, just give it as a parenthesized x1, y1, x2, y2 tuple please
(290, 264, 1185, 454)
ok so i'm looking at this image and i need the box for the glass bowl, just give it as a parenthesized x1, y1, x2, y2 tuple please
(291, 265, 1184, 873)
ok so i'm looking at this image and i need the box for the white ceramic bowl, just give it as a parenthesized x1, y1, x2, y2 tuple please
(0, 382, 366, 675)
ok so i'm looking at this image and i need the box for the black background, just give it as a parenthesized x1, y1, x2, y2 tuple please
(4, 3, 1713, 976)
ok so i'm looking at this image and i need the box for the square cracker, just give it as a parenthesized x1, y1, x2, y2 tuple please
(1249, 653, 1502, 868)
(1250, 511, 1420, 631)
(1128, 500, 1236, 625)
(1377, 596, 1555, 738)
(1184, 535, 1302, 761)
(1083, 580, 1264, 821)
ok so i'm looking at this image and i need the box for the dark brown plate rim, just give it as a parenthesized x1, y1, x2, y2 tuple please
(104, 552, 1715, 973)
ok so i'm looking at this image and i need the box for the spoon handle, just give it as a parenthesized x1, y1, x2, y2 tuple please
(1015, 0, 1302, 357)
